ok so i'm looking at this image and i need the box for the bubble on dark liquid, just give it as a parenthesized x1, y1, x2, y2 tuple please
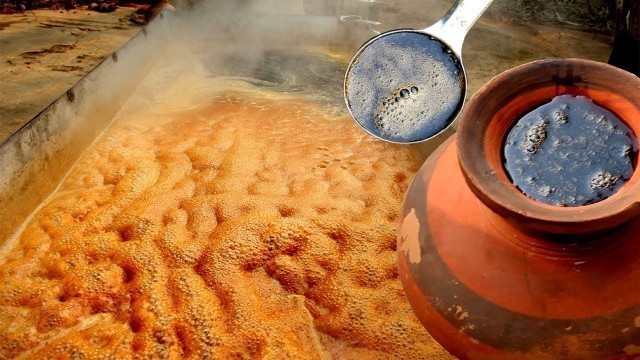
(589, 171, 619, 190)
(504, 95, 637, 207)
(539, 185, 554, 197)
(523, 122, 547, 154)
(553, 110, 569, 124)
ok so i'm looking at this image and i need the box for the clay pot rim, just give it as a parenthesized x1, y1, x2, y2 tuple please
(457, 58, 640, 235)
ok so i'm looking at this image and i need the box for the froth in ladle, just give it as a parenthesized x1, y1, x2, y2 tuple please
(345, 31, 465, 143)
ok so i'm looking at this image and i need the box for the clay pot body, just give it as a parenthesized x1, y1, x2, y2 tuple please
(397, 59, 640, 359)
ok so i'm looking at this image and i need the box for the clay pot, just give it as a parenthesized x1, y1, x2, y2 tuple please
(397, 59, 640, 359)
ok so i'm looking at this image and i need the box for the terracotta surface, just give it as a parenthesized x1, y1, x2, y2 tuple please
(398, 60, 640, 359)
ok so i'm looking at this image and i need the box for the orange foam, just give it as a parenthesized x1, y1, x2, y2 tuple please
(0, 94, 449, 358)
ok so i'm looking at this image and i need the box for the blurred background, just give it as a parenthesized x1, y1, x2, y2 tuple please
(0, 0, 637, 143)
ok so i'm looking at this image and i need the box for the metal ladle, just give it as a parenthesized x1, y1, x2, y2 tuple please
(344, 0, 493, 143)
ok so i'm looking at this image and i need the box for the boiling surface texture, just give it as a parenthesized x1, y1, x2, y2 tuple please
(504, 95, 637, 206)
(0, 71, 449, 358)
(345, 31, 465, 142)
(202, 49, 344, 105)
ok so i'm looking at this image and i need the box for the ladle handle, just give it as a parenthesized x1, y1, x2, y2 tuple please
(423, 0, 493, 55)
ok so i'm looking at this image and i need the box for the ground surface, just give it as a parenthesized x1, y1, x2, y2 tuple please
(0, 8, 140, 141)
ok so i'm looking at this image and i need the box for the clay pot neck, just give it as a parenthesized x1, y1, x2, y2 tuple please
(457, 59, 640, 237)
(483, 202, 635, 255)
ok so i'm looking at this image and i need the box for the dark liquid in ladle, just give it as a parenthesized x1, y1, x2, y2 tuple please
(345, 31, 465, 143)
(504, 95, 637, 207)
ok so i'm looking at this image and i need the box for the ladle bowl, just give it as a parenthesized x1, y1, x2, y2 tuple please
(344, 0, 493, 143)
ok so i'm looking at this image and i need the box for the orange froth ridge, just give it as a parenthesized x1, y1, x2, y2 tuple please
(0, 95, 449, 358)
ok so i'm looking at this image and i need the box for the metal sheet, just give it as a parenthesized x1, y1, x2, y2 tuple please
(0, 15, 172, 243)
